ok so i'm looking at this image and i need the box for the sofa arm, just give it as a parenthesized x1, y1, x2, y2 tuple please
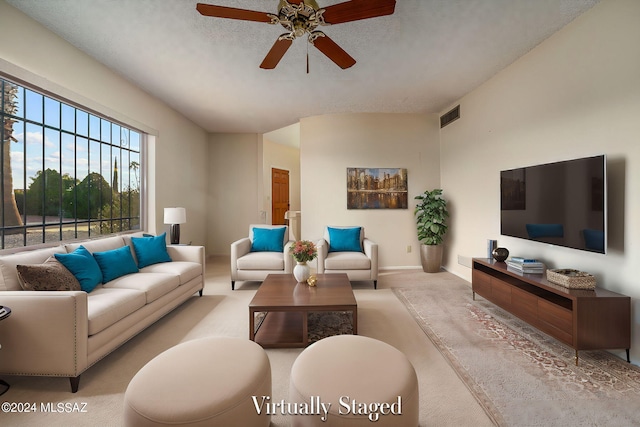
(284, 240, 295, 274)
(230, 238, 251, 279)
(167, 245, 206, 278)
(363, 238, 379, 280)
(0, 291, 88, 377)
(316, 239, 329, 274)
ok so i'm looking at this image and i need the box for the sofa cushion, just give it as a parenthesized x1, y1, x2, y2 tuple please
(0, 246, 66, 291)
(140, 261, 202, 285)
(93, 245, 139, 283)
(54, 246, 103, 292)
(131, 233, 172, 268)
(327, 227, 362, 252)
(251, 227, 286, 252)
(65, 235, 127, 254)
(236, 252, 285, 271)
(87, 287, 147, 335)
(324, 252, 371, 270)
(16, 257, 82, 291)
(103, 272, 180, 304)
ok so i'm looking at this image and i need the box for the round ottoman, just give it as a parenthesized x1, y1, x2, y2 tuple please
(124, 337, 271, 427)
(289, 335, 419, 427)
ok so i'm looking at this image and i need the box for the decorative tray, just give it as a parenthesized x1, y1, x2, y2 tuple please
(546, 269, 596, 290)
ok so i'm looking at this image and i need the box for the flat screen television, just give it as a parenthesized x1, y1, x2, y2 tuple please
(500, 155, 606, 254)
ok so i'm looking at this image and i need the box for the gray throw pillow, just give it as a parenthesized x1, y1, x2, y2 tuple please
(17, 257, 82, 291)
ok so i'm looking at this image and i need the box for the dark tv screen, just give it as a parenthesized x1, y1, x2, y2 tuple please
(500, 155, 606, 254)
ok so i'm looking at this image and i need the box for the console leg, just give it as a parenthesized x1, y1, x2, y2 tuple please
(472, 291, 475, 301)
(70, 376, 80, 393)
(626, 349, 630, 363)
(0, 379, 9, 396)
(575, 350, 579, 366)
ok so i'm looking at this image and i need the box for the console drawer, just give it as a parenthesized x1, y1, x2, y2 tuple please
(538, 298, 573, 344)
(472, 269, 491, 297)
(491, 279, 511, 308)
(511, 287, 538, 323)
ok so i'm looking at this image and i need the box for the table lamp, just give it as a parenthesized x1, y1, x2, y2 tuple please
(164, 207, 186, 245)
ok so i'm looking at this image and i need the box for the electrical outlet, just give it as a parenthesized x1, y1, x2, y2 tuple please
(406, 245, 412, 253)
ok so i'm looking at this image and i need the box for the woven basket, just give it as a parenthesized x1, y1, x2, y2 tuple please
(546, 269, 596, 290)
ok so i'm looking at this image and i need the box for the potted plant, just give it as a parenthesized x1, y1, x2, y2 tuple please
(414, 189, 449, 273)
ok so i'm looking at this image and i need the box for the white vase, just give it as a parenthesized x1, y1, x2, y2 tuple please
(293, 262, 311, 283)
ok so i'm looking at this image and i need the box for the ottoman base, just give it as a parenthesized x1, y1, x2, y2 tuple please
(289, 335, 419, 426)
(124, 337, 271, 427)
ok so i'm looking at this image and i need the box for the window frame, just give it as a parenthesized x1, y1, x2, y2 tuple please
(0, 76, 145, 249)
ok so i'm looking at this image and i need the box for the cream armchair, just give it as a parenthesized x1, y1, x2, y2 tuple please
(316, 226, 378, 289)
(230, 224, 294, 290)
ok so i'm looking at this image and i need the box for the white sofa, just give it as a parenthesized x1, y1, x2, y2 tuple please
(230, 224, 294, 290)
(0, 232, 205, 392)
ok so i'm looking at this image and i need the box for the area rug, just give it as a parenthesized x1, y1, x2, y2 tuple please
(393, 284, 640, 427)
(254, 311, 353, 344)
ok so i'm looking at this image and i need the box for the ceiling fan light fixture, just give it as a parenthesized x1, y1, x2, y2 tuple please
(278, 0, 320, 12)
(277, 0, 327, 40)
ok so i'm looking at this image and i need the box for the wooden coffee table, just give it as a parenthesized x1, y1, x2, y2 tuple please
(249, 273, 357, 348)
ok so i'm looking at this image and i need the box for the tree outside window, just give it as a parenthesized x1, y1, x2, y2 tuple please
(1, 77, 142, 249)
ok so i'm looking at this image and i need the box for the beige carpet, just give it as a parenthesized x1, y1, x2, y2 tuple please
(1, 258, 493, 426)
(394, 278, 640, 427)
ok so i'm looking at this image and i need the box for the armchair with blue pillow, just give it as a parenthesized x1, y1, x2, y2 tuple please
(230, 224, 294, 290)
(316, 226, 378, 289)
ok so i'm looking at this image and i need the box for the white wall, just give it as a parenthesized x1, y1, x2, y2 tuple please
(207, 133, 301, 255)
(207, 133, 262, 255)
(440, 0, 640, 362)
(0, 1, 209, 246)
(300, 113, 441, 269)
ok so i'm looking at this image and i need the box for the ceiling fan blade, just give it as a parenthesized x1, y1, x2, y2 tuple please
(196, 3, 273, 23)
(322, 0, 396, 24)
(260, 38, 294, 69)
(311, 34, 356, 69)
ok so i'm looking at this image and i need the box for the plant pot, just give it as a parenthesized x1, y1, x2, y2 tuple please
(420, 244, 443, 273)
(293, 262, 311, 282)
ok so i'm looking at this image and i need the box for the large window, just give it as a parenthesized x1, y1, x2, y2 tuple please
(0, 77, 142, 249)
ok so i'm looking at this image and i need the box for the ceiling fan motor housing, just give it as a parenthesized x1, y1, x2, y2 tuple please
(277, 0, 326, 39)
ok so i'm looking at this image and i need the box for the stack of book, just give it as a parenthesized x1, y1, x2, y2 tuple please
(506, 257, 545, 274)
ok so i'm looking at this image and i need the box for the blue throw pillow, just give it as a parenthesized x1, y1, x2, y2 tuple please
(131, 232, 172, 269)
(328, 227, 362, 252)
(251, 227, 286, 252)
(54, 246, 103, 292)
(93, 245, 139, 283)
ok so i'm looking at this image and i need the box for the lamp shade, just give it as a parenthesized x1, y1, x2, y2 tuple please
(164, 207, 186, 225)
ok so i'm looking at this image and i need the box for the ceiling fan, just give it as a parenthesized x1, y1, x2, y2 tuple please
(196, 0, 396, 70)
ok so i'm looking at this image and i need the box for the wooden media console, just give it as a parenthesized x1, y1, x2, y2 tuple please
(472, 258, 630, 365)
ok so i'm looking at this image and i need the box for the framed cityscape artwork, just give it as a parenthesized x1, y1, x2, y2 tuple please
(347, 168, 408, 209)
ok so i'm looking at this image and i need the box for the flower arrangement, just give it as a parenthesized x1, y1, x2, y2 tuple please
(290, 240, 317, 263)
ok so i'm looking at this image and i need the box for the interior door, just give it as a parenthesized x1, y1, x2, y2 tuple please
(272, 168, 289, 225)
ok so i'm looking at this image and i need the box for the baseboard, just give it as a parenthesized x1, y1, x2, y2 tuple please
(379, 265, 423, 271)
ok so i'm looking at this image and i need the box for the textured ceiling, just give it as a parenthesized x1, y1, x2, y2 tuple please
(7, 0, 599, 135)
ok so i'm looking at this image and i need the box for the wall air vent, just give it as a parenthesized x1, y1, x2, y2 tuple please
(440, 105, 460, 128)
